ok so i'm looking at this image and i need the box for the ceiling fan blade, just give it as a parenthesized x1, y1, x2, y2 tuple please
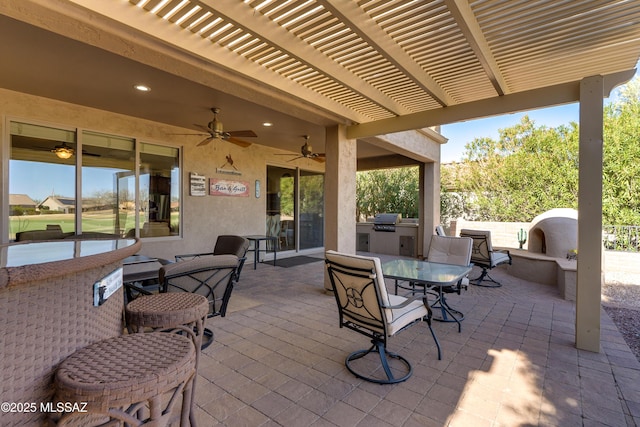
(167, 132, 209, 136)
(227, 130, 257, 138)
(226, 137, 252, 147)
(82, 150, 101, 157)
(197, 137, 216, 146)
(194, 124, 211, 133)
(312, 156, 326, 163)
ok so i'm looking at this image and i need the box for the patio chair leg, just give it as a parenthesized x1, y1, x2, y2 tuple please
(470, 268, 502, 287)
(201, 327, 214, 349)
(345, 340, 412, 384)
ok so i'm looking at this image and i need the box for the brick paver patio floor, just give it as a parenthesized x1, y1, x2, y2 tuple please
(191, 252, 640, 426)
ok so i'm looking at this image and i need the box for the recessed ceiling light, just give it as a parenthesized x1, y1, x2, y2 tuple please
(134, 84, 151, 92)
(262, 122, 273, 127)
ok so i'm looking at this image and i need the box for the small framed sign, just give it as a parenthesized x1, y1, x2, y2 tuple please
(210, 178, 250, 197)
(93, 267, 123, 306)
(190, 172, 206, 196)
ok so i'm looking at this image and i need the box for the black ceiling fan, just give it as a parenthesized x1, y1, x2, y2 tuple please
(276, 135, 325, 162)
(172, 107, 256, 147)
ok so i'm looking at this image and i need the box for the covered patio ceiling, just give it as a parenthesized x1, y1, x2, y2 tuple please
(1, 0, 640, 157)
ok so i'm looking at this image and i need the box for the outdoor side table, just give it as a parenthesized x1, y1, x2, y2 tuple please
(51, 333, 196, 426)
(125, 292, 209, 427)
(125, 292, 209, 354)
(243, 235, 278, 269)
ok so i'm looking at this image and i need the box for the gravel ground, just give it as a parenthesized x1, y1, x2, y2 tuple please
(602, 280, 640, 361)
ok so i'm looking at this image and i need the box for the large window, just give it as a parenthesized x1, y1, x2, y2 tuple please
(8, 121, 180, 241)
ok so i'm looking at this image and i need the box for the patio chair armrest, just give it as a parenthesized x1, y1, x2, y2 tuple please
(386, 294, 435, 322)
(382, 293, 433, 310)
(174, 252, 214, 262)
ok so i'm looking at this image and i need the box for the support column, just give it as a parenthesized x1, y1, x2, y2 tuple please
(576, 75, 604, 352)
(419, 162, 440, 258)
(324, 125, 357, 290)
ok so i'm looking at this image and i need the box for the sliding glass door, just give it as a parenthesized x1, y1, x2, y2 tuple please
(299, 170, 324, 250)
(266, 166, 324, 252)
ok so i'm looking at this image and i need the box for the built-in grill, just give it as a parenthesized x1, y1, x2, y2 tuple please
(372, 213, 401, 232)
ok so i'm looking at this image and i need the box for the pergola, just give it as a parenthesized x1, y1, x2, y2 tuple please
(2, 0, 640, 351)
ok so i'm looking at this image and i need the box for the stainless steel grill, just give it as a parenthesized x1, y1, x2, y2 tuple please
(372, 213, 401, 232)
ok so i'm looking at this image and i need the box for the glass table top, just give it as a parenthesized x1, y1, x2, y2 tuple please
(382, 259, 472, 285)
(1, 239, 137, 268)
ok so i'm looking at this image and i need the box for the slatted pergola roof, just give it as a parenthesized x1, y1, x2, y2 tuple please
(114, 0, 640, 133)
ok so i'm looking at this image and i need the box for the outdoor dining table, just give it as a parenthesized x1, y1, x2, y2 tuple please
(382, 259, 472, 332)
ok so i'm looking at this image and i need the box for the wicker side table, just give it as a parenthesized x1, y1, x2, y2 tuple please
(125, 292, 209, 426)
(52, 333, 195, 426)
(125, 292, 209, 357)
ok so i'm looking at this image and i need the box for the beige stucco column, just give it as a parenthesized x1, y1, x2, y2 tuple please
(575, 75, 604, 352)
(324, 124, 357, 291)
(419, 161, 440, 258)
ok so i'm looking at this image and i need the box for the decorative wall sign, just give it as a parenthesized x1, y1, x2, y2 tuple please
(216, 155, 242, 175)
(255, 180, 261, 198)
(216, 167, 242, 176)
(189, 172, 206, 196)
(93, 267, 123, 306)
(210, 178, 250, 197)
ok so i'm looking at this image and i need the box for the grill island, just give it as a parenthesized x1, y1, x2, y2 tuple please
(357, 214, 418, 257)
(372, 213, 402, 232)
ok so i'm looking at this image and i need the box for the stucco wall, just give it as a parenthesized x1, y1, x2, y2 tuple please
(449, 219, 531, 249)
(449, 218, 640, 283)
(0, 88, 323, 260)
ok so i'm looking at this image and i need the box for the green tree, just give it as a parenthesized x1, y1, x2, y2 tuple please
(443, 75, 640, 225)
(452, 116, 579, 222)
(603, 78, 640, 225)
(356, 167, 419, 220)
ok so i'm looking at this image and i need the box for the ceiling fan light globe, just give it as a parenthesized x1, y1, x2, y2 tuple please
(53, 146, 74, 159)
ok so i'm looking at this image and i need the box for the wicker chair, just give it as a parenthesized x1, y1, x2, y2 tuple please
(325, 251, 441, 384)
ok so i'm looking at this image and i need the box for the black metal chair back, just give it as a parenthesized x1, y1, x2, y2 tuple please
(160, 255, 239, 318)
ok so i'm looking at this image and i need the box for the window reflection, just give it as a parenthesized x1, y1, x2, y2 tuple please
(9, 122, 77, 241)
(300, 170, 324, 250)
(138, 142, 180, 237)
(81, 131, 135, 237)
(7, 121, 180, 241)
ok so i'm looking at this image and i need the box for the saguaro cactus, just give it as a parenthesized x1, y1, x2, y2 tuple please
(517, 228, 527, 249)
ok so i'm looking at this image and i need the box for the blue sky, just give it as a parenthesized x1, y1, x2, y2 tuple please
(440, 103, 580, 163)
(440, 67, 639, 163)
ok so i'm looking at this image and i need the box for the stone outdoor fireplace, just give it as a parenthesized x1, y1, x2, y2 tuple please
(528, 208, 578, 258)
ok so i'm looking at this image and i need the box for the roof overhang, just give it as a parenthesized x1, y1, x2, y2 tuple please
(1, 0, 639, 156)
